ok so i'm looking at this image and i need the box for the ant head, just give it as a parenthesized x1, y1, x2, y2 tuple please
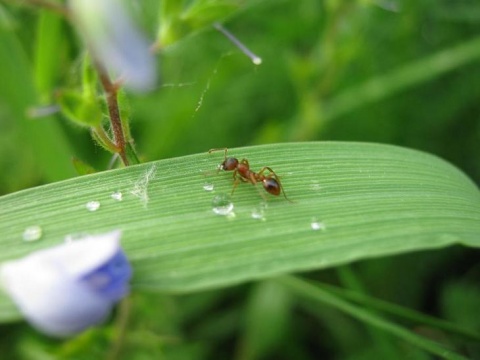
(221, 157, 238, 171)
(263, 178, 281, 196)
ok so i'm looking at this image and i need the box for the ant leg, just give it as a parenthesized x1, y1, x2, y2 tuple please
(231, 169, 241, 195)
(247, 171, 268, 201)
(257, 167, 293, 202)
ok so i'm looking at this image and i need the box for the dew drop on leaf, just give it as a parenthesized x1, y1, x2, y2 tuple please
(111, 191, 123, 201)
(22, 226, 43, 242)
(251, 201, 268, 221)
(212, 194, 234, 216)
(203, 183, 214, 192)
(86, 201, 100, 212)
(310, 218, 326, 231)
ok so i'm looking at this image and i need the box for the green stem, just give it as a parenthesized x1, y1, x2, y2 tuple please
(278, 276, 468, 360)
(107, 297, 132, 360)
(15, 0, 70, 17)
(92, 126, 117, 153)
(317, 281, 480, 343)
(336, 266, 401, 360)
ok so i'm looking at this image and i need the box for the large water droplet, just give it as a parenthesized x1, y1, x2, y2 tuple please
(203, 182, 214, 192)
(111, 191, 123, 201)
(212, 194, 234, 216)
(86, 200, 100, 212)
(310, 218, 326, 231)
(22, 226, 43, 242)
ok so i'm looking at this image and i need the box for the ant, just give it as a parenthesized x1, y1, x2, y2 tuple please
(208, 148, 292, 201)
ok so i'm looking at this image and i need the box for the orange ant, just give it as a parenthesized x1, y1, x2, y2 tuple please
(208, 148, 291, 201)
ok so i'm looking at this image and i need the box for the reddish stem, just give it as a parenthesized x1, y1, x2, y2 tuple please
(96, 64, 129, 166)
(19, 0, 70, 17)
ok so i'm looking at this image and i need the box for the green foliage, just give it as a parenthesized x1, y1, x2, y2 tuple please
(1, 0, 480, 358)
(157, 0, 243, 46)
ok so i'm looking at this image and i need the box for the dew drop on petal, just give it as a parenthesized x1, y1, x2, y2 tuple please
(203, 183, 214, 192)
(111, 191, 123, 201)
(212, 194, 234, 216)
(86, 201, 100, 212)
(310, 218, 326, 231)
(22, 226, 42, 242)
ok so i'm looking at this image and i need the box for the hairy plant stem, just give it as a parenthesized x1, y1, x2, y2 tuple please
(96, 63, 130, 166)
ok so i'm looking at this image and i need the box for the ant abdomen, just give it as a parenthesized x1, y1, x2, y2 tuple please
(263, 178, 281, 196)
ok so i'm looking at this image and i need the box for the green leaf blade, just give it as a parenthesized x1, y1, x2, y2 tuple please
(0, 142, 479, 313)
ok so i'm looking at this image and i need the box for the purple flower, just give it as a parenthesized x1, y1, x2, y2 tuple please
(69, 0, 157, 92)
(1, 230, 131, 337)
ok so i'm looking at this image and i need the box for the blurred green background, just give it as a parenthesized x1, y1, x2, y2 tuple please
(0, 0, 479, 358)
(1, 0, 480, 193)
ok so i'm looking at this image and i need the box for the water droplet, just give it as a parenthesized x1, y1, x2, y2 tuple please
(251, 201, 268, 221)
(111, 191, 123, 201)
(64, 233, 88, 243)
(22, 226, 42, 242)
(310, 218, 326, 231)
(212, 194, 234, 216)
(251, 209, 264, 220)
(203, 182, 214, 192)
(86, 200, 100, 212)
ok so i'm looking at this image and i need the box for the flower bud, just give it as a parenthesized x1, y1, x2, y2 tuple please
(69, 0, 157, 92)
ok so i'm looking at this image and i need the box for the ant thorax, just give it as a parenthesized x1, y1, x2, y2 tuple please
(237, 162, 249, 175)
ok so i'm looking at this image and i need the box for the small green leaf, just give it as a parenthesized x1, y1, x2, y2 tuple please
(81, 54, 99, 100)
(57, 89, 103, 127)
(0, 22, 76, 182)
(181, 0, 239, 28)
(157, 0, 240, 46)
(72, 157, 97, 175)
(0, 142, 479, 322)
(34, 11, 64, 103)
